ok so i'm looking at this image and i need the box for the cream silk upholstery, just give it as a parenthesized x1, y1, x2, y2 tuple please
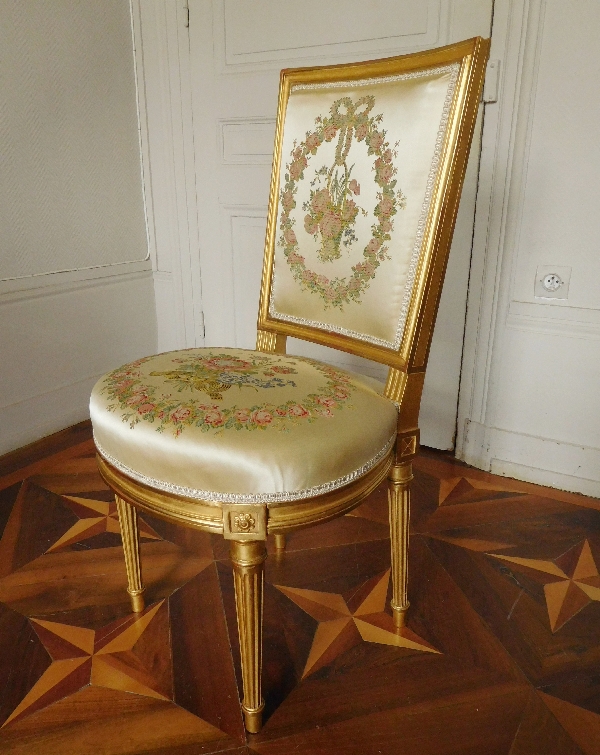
(88, 39, 490, 736)
(270, 65, 459, 349)
(90, 348, 398, 503)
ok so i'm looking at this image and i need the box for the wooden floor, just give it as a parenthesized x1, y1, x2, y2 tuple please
(0, 425, 599, 754)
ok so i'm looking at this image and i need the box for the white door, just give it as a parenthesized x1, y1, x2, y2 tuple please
(189, 0, 493, 449)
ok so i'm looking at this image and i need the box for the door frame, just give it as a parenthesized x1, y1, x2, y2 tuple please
(454, 0, 545, 463)
(133, 0, 539, 461)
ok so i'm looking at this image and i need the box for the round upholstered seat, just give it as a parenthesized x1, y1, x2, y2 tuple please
(90, 348, 397, 504)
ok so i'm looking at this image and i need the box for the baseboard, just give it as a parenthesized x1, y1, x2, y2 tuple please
(0, 375, 100, 457)
(459, 420, 600, 498)
(0, 419, 92, 478)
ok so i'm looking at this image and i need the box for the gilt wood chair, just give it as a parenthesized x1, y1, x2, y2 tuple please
(90, 38, 489, 733)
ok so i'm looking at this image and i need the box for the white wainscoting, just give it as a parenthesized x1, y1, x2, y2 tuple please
(0, 0, 148, 287)
(219, 119, 276, 165)
(0, 271, 156, 455)
(216, 0, 442, 71)
(222, 206, 269, 349)
(0, 1, 161, 455)
(457, 0, 600, 496)
(465, 421, 600, 498)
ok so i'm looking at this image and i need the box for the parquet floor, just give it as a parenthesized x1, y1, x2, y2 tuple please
(0, 424, 599, 754)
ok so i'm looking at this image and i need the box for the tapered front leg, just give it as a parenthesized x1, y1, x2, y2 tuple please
(230, 539, 267, 733)
(388, 461, 412, 628)
(115, 495, 145, 613)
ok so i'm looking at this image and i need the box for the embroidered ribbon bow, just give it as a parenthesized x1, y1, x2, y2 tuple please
(329, 95, 375, 167)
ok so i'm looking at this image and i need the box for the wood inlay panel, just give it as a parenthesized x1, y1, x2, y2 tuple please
(510, 690, 584, 755)
(170, 563, 246, 743)
(0, 430, 599, 752)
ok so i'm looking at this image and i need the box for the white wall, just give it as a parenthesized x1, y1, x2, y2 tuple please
(0, 273, 156, 454)
(7, 0, 597, 503)
(0, 1, 157, 455)
(458, 0, 600, 497)
(139, 0, 600, 496)
(135, 0, 205, 353)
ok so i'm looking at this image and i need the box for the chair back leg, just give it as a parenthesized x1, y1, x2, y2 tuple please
(116, 495, 146, 613)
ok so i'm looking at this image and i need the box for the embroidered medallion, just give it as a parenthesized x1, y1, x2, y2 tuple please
(149, 354, 298, 401)
(101, 350, 356, 437)
(279, 94, 406, 309)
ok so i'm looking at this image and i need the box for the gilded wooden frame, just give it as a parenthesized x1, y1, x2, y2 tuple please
(97, 38, 489, 734)
(258, 38, 490, 418)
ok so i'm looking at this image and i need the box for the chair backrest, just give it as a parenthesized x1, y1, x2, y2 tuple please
(257, 38, 489, 427)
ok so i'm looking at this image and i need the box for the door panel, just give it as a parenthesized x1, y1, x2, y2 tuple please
(189, 0, 493, 448)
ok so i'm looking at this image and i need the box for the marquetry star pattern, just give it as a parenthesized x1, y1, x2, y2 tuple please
(490, 539, 600, 632)
(3, 601, 171, 728)
(45, 496, 161, 553)
(275, 569, 439, 679)
(437, 476, 527, 507)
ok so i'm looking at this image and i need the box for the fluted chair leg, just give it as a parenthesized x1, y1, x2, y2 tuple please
(388, 461, 412, 628)
(230, 539, 267, 733)
(115, 495, 146, 613)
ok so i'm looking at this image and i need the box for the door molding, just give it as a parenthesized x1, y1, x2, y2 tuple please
(456, 0, 546, 455)
(134, 0, 204, 351)
(213, 0, 446, 73)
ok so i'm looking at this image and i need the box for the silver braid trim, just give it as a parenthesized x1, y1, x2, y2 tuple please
(94, 431, 396, 505)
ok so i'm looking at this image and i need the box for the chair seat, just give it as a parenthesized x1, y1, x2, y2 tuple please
(90, 348, 398, 504)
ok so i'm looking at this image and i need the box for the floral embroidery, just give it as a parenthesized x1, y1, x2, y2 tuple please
(279, 95, 406, 309)
(101, 351, 355, 436)
(149, 354, 298, 401)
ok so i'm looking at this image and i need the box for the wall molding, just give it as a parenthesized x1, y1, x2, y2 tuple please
(0, 268, 153, 306)
(0, 260, 152, 293)
(219, 204, 268, 347)
(1, 0, 151, 295)
(506, 309, 600, 341)
(0, 261, 152, 299)
(509, 299, 600, 322)
(131, 0, 157, 274)
(214, 0, 443, 73)
(0, 3, 160, 304)
(219, 118, 276, 165)
(463, 420, 600, 498)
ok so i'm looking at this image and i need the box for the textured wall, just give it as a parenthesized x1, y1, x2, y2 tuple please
(0, 0, 156, 454)
(1, 0, 148, 280)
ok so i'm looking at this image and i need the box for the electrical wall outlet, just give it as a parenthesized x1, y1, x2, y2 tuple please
(534, 265, 571, 300)
(483, 59, 500, 103)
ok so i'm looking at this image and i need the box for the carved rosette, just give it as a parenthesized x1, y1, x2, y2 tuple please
(223, 504, 267, 540)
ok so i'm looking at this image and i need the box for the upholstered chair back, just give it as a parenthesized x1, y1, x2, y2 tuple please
(258, 39, 489, 375)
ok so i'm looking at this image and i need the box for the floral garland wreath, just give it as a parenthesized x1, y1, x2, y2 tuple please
(279, 95, 406, 310)
(102, 353, 355, 437)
